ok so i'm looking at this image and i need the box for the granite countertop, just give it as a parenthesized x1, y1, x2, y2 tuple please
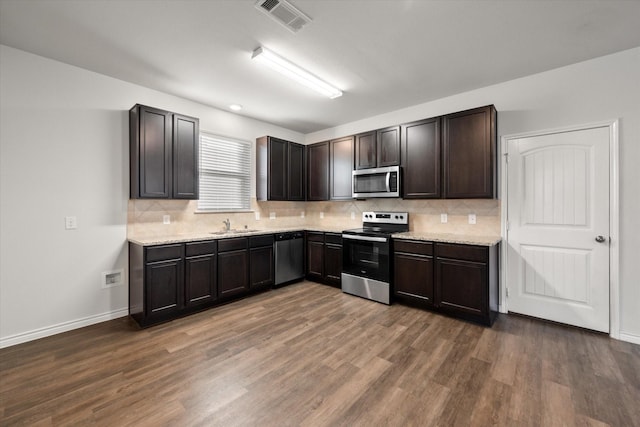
(391, 231, 501, 246)
(128, 226, 346, 246)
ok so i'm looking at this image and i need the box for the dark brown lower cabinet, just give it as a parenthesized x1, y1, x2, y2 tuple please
(185, 241, 217, 308)
(249, 235, 274, 289)
(306, 232, 324, 281)
(218, 237, 249, 299)
(324, 233, 343, 287)
(306, 231, 342, 287)
(392, 239, 499, 326)
(393, 240, 434, 304)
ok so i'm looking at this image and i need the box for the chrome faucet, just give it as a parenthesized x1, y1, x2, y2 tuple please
(223, 218, 231, 231)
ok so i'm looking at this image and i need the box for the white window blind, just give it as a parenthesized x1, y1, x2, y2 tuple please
(198, 132, 251, 211)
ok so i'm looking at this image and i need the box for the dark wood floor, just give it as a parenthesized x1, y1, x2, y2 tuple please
(1, 282, 639, 426)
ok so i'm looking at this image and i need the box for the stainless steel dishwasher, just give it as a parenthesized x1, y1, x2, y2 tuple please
(274, 231, 305, 286)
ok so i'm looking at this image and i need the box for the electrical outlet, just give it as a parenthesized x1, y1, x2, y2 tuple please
(65, 216, 77, 230)
(351, 211, 356, 220)
(320, 212, 324, 219)
(440, 213, 448, 223)
(468, 214, 477, 224)
(255, 211, 260, 220)
(300, 211, 305, 218)
(269, 212, 276, 219)
(163, 215, 170, 225)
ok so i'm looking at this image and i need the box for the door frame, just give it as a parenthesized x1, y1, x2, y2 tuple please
(500, 120, 619, 339)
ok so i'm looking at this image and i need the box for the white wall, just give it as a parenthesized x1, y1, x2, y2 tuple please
(0, 45, 303, 347)
(307, 47, 640, 343)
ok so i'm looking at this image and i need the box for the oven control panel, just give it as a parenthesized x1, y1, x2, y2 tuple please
(362, 211, 409, 225)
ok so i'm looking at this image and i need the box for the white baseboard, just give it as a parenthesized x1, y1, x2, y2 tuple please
(619, 331, 640, 346)
(0, 308, 129, 349)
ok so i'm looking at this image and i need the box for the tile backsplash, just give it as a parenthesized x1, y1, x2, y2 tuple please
(128, 198, 500, 239)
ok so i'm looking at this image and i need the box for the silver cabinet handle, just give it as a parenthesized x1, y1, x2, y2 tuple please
(595, 235, 606, 243)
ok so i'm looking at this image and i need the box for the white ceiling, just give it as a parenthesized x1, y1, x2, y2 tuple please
(1, 0, 639, 133)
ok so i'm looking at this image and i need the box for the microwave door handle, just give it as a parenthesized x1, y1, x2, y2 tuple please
(385, 172, 391, 192)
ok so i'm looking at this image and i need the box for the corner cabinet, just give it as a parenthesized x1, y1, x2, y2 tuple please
(130, 104, 199, 199)
(442, 105, 497, 198)
(256, 136, 305, 201)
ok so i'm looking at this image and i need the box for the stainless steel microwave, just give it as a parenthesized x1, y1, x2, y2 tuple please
(352, 165, 401, 198)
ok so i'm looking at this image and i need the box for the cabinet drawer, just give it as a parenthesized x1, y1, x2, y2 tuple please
(250, 234, 274, 248)
(218, 237, 248, 252)
(306, 232, 324, 243)
(146, 244, 183, 262)
(185, 241, 216, 257)
(325, 233, 342, 245)
(394, 240, 433, 256)
(436, 243, 487, 263)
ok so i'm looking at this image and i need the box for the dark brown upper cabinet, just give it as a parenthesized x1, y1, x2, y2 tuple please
(307, 141, 330, 201)
(354, 126, 400, 170)
(377, 126, 400, 167)
(256, 136, 305, 201)
(401, 117, 441, 199)
(354, 131, 376, 169)
(130, 104, 199, 199)
(442, 105, 497, 198)
(329, 136, 354, 200)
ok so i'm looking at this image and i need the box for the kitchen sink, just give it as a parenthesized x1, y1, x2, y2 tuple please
(210, 229, 259, 235)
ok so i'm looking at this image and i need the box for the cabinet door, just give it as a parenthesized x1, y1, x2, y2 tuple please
(377, 126, 400, 167)
(288, 142, 305, 201)
(218, 250, 249, 298)
(436, 258, 487, 317)
(250, 246, 274, 289)
(394, 253, 434, 303)
(442, 105, 496, 198)
(185, 254, 216, 307)
(135, 105, 172, 198)
(324, 243, 342, 286)
(172, 114, 199, 199)
(354, 131, 376, 170)
(268, 137, 288, 201)
(307, 142, 329, 201)
(306, 238, 324, 280)
(329, 136, 354, 200)
(145, 258, 183, 316)
(401, 117, 441, 199)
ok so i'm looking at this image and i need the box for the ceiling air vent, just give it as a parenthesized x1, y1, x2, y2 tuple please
(255, 0, 312, 33)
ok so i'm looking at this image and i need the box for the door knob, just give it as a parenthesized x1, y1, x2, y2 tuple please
(595, 235, 606, 243)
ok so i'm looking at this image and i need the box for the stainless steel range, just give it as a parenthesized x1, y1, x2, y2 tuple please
(341, 211, 409, 304)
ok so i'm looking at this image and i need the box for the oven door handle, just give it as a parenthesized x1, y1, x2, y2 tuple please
(342, 234, 388, 243)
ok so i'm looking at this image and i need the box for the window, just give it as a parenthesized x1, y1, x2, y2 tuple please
(198, 132, 251, 211)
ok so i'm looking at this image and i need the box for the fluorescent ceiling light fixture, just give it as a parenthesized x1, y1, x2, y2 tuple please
(252, 47, 343, 99)
(229, 104, 243, 111)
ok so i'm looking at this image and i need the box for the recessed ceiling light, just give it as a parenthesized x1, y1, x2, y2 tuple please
(229, 104, 243, 111)
(251, 46, 343, 99)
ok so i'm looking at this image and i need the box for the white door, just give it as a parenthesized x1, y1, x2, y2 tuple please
(506, 126, 610, 332)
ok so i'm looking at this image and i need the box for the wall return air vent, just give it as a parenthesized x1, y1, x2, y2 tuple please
(255, 0, 312, 33)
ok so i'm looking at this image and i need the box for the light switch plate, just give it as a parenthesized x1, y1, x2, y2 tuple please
(300, 211, 305, 218)
(163, 215, 170, 225)
(468, 214, 477, 224)
(350, 212, 356, 220)
(440, 213, 448, 223)
(255, 211, 260, 220)
(320, 212, 324, 219)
